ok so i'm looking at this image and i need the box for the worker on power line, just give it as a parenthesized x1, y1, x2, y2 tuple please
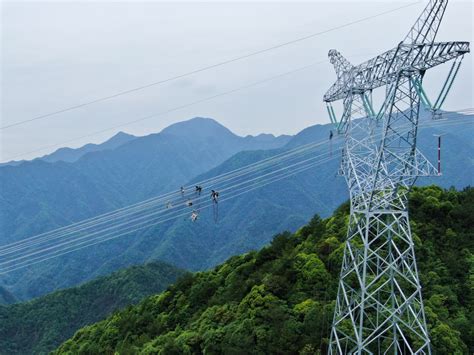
(211, 190, 219, 203)
(211, 190, 220, 223)
(195, 185, 202, 195)
(329, 130, 334, 157)
(186, 199, 193, 207)
(191, 211, 199, 222)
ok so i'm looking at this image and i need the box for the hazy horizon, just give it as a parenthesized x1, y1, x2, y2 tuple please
(1, 0, 473, 163)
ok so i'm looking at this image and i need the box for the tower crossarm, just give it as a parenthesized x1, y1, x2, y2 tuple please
(403, 0, 448, 45)
(328, 49, 354, 80)
(324, 41, 469, 102)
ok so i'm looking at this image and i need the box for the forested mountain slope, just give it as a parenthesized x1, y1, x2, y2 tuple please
(0, 261, 185, 355)
(55, 186, 473, 354)
(0, 286, 17, 305)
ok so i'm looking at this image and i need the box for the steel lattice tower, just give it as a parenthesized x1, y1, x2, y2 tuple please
(323, 1, 469, 353)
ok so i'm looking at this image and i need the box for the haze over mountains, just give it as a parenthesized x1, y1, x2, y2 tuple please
(0, 113, 472, 302)
(0, 132, 137, 167)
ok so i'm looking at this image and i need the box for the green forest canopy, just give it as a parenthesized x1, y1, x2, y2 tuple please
(0, 261, 185, 355)
(55, 186, 473, 354)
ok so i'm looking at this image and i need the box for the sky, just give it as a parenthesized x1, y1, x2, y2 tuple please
(1, 0, 472, 162)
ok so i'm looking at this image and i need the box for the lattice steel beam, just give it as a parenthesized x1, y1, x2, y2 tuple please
(324, 0, 469, 353)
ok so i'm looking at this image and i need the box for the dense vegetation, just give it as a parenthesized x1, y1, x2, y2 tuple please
(0, 286, 17, 305)
(0, 261, 185, 355)
(55, 186, 473, 354)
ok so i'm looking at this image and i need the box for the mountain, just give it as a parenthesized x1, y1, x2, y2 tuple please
(0, 131, 136, 167)
(41, 131, 137, 164)
(1, 114, 472, 302)
(0, 261, 185, 355)
(0, 286, 17, 305)
(0, 117, 291, 300)
(53, 186, 474, 354)
(160, 119, 291, 150)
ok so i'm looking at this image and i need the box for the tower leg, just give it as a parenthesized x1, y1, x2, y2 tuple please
(329, 211, 431, 354)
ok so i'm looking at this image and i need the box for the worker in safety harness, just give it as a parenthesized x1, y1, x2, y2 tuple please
(329, 130, 334, 156)
(211, 190, 219, 203)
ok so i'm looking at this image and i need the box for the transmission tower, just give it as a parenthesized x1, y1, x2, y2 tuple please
(323, 0, 469, 353)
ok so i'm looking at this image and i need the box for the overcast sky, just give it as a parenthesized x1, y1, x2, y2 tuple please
(1, 0, 472, 162)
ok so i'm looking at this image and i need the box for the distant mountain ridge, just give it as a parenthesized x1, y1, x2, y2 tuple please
(161, 118, 291, 150)
(41, 131, 137, 164)
(1, 131, 137, 167)
(1, 117, 291, 166)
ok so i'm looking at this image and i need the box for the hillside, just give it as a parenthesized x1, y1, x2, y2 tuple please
(55, 186, 473, 354)
(0, 286, 17, 305)
(0, 261, 185, 355)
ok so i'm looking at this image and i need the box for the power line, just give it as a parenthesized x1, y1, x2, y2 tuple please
(1, 114, 471, 273)
(1, 159, 329, 274)
(0, 135, 335, 252)
(1, 150, 336, 269)
(1, 110, 471, 260)
(1, 111, 471, 257)
(1, 157, 333, 273)
(0, 138, 331, 255)
(1, 134, 348, 267)
(0, 2, 419, 131)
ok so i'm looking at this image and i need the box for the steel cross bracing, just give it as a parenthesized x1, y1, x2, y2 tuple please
(324, 41, 469, 106)
(323, 0, 469, 354)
